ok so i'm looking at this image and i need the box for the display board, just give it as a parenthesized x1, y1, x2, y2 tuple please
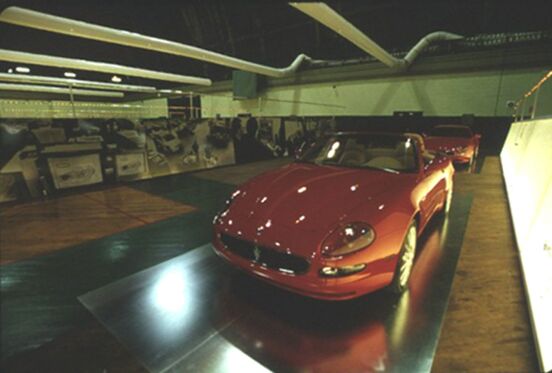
(116, 153, 147, 177)
(0, 172, 28, 203)
(48, 154, 103, 189)
(0, 118, 238, 196)
(501, 118, 552, 373)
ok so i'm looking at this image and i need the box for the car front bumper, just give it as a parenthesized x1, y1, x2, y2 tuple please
(212, 232, 394, 301)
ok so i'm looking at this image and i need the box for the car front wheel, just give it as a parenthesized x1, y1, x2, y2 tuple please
(390, 221, 417, 294)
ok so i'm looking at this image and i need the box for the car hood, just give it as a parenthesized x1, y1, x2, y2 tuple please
(226, 162, 411, 233)
(424, 136, 472, 150)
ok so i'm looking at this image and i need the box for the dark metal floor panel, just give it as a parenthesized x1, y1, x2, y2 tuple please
(80, 194, 472, 373)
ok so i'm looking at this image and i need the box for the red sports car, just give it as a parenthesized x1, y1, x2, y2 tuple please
(424, 125, 481, 165)
(212, 133, 454, 300)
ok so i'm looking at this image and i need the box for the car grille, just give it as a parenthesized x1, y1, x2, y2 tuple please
(220, 234, 310, 275)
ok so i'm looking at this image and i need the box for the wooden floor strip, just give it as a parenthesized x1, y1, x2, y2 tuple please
(432, 157, 538, 373)
(0, 186, 195, 265)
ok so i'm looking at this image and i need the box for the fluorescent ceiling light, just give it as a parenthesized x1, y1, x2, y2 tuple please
(159, 89, 184, 95)
(0, 6, 310, 78)
(15, 66, 30, 73)
(64, 71, 76, 78)
(0, 82, 124, 97)
(0, 72, 157, 93)
(0, 49, 212, 85)
(290, 2, 400, 67)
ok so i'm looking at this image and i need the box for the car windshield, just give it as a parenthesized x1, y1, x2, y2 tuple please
(298, 134, 418, 173)
(430, 126, 472, 138)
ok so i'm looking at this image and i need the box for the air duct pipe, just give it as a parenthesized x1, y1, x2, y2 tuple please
(290, 2, 463, 69)
(0, 49, 212, 85)
(0, 73, 157, 93)
(0, 83, 124, 97)
(403, 31, 464, 66)
(0, 6, 311, 78)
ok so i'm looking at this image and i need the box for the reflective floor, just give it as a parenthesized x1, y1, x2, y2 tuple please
(80, 194, 472, 373)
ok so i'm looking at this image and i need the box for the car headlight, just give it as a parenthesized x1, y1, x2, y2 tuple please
(321, 222, 375, 257)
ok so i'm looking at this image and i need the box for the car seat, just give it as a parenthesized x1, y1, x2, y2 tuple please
(340, 144, 366, 166)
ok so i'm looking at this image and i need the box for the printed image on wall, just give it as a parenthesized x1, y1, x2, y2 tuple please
(138, 118, 235, 180)
(48, 154, 103, 189)
(0, 118, 236, 200)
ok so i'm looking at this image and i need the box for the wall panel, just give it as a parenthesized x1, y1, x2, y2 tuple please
(501, 118, 552, 373)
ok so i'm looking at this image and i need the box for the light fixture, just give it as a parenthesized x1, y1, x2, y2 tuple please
(0, 83, 124, 97)
(158, 89, 185, 95)
(111, 75, 122, 83)
(0, 48, 212, 85)
(0, 72, 157, 93)
(7, 68, 13, 73)
(64, 71, 76, 78)
(15, 66, 30, 73)
(0, 6, 310, 77)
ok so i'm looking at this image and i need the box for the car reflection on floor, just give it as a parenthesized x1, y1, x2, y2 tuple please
(80, 195, 469, 373)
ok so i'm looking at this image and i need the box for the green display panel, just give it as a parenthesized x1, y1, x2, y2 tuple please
(232, 70, 258, 99)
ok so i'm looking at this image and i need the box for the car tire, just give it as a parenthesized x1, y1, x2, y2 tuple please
(389, 221, 417, 294)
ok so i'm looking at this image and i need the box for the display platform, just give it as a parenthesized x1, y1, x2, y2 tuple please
(80, 194, 472, 373)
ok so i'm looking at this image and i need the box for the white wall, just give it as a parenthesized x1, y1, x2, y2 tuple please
(0, 98, 168, 119)
(501, 118, 552, 373)
(201, 68, 551, 118)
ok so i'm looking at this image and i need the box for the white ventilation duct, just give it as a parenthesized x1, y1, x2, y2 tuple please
(0, 72, 156, 93)
(0, 82, 124, 97)
(0, 6, 311, 78)
(0, 49, 212, 85)
(290, 2, 463, 69)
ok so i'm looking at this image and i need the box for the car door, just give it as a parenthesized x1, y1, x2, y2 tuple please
(417, 158, 446, 227)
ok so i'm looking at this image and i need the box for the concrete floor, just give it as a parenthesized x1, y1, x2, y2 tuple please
(0, 156, 537, 372)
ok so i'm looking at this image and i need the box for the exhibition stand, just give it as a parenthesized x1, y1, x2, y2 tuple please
(79, 195, 472, 372)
